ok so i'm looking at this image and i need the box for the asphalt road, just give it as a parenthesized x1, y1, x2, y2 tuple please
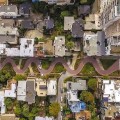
(57, 72, 72, 120)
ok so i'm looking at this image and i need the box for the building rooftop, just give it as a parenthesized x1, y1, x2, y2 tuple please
(47, 80, 56, 95)
(35, 116, 54, 120)
(70, 101, 86, 113)
(84, 31, 106, 56)
(64, 16, 74, 30)
(72, 18, 84, 38)
(4, 83, 16, 98)
(35, 78, 47, 97)
(19, 2, 31, 15)
(78, 5, 90, 16)
(0, 5, 18, 17)
(17, 81, 26, 101)
(67, 79, 87, 91)
(54, 36, 66, 57)
(44, 16, 54, 29)
(0, 0, 7, 5)
(0, 19, 15, 27)
(0, 114, 17, 120)
(20, 20, 34, 29)
(26, 79, 36, 104)
(0, 91, 5, 114)
(67, 90, 79, 102)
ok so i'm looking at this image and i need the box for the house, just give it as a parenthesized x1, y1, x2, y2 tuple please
(70, 101, 86, 113)
(20, 20, 35, 29)
(19, 38, 34, 57)
(26, 79, 36, 104)
(54, 36, 66, 57)
(67, 79, 87, 91)
(84, 14, 102, 30)
(0, 5, 18, 18)
(101, 79, 120, 119)
(19, 2, 31, 16)
(4, 83, 16, 98)
(44, 16, 54, 30)
(72, 18, 84, 38)
(64, 16, 74, 31)
(75, 110, 91, 120)
(17, 81, 26, 101)
(35, 116, 54, 120)
(0, 91, 5, 114)
(47, 80, 56, 96)
(35, 78, 47, 97)
(0, 114, 19, 120)
(78, 5, 91, 16)
(83, 31, 106, 56)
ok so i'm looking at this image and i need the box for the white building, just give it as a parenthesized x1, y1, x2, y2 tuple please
(54, 36, 66, 57)
(0, 91, 5, 114)
(47, 80, 56, 96)
(17, 81, 26, 101)
(4, 83, 16, 98)
(35, 116, 54, 120)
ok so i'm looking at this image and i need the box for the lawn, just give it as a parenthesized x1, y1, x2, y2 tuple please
(74, 59, 81, 69)
(20, 59, 27, 69)
(13, 58, 20, 65)
(52, 63, 65, 73)
(41, 60, 51, 70)
(80, 63, 98, 76)
(100, 59, 116, 70)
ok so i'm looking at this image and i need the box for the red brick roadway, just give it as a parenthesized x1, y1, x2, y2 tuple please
(0, 57, 119, 76)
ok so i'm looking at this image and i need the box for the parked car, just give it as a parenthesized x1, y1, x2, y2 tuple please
(61, 106, 63, 111)
(61, 96, 63, 102)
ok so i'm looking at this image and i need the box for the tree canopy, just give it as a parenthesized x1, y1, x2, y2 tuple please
(14, 74, 27, 81)
(49, 102, 60, 117)
(66, 41, 74, 50)
(80, 91, 94, 103)
(88, 78, 97, 91)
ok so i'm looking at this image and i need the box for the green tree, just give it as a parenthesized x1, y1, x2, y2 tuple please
(22, 104, 29, 117)
(66, 41, 74, 50)
(4, 98, 13, 110)
(14, 104, 22, 115)
(19, 118, 26, 120)
(80, 91, 94, 103)
(14, 74, 26, 81)
(49, 102, 60, 118)
(88, 78, 97, 91)
(60, 11, 70, 19)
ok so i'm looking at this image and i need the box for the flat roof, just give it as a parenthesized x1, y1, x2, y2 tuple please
(17, 81, 26, 101)
(54, 36, 66, 56)
(47, 80, 56, 95)
(26, 80, 36, 104)
(64, 16, 74, 30)
(5, 83, 16, 98)
(67, 79, 87, 91)
(0, 91, 5, 114)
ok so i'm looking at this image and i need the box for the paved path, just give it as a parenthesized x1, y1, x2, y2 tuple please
(0, 57, 119, 75)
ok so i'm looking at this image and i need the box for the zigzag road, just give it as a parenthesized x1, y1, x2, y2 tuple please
(0, 57, 119, 76)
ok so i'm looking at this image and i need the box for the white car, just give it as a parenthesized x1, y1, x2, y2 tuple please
(61, 96, 63, 102)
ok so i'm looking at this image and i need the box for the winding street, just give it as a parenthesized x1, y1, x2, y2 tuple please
(0, 57, 119, 76)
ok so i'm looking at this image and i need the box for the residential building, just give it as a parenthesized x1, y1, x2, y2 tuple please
(35, 116, 54, 120)
(35, 78, 47, 97)
(44, 16, 54, 30)
(100, 0, 120, 29)
(83, 31, 106, 56)
(54, 36, 66, 57)
(75, 110, 91, 120)
(4, 83, 16, 98)
(26, 79, 36, 104)
(64, 16, 74, 31)
(32, 0, 74, 5)
(17, 81, 26, 101)
(19, 2, 31, 17)
(0, 5, 19, 18)
(101, 79, 120, 119)
(20, 20, 35, 29)
(0, 0, 8, 5)
(0, 114, 19, 120)
(84, 14, 102, 30)
(0, 91, 5, 114)
(71, 18, 84, 38)
(47, 80, 56, 96)
(78, 5, 91, 16)
(67, 79, 87, 91)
